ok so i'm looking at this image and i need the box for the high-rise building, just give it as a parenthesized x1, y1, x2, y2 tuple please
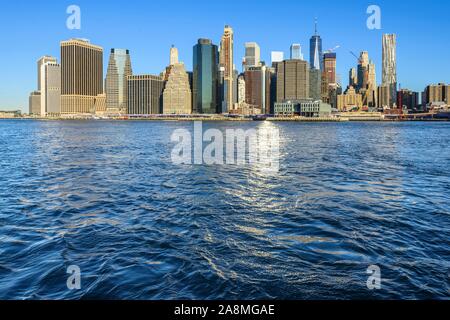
(163, 47, 192, 115)
(105, 49, 133, 113)
(349, 68, 358, 88)
(40, 60, 61, 115)
(309, 68, 321, 101)
(237, 74, 246, 104)
(309, 20, 323, 70)
(193, 39, 219, 114)
(323, 52, 337, 85)
(290, 44, 303, 60)
(244, 42, 261, 71)
(170, 45, 179, 65)
(397, 89, 419, 111)
(271, 51, 284, 66)
(382, 34, 397, 107)
(220, 25, 234, 112)
(423, 83, 450, 104)
(357, 51, 369, 91)
(378, 84, 391, 109)
(29, 91, 41, 115)
(276, 59, 310, 102)
(244, 65, 271, 114)
(365, 61, 377, 109)
(37, 56, 57, 91)
(61, 39, 103, 114)
(127, 75, 165, 115)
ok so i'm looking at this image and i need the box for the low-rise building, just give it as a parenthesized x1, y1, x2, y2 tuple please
(274, 99, 331, 117)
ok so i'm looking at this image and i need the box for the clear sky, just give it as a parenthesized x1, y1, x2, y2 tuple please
(0, 0, 449, 112)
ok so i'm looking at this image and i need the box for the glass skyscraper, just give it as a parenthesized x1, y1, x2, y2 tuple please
(309, 21, 323, 70)
(193, 39, 219, 114)
(290, 44, 303, 60)
(106, 49, 133, 112)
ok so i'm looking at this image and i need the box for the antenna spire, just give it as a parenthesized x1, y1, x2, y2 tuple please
(314, 18, 318, 35)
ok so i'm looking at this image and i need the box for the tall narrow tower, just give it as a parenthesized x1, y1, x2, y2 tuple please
(220, 25, 234, 112)
(382, 34, 397, 107)
(309, 19, 323, 70)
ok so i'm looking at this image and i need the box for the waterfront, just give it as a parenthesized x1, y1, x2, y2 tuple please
(0, 120, 449, 299)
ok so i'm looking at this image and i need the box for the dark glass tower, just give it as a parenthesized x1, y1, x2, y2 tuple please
(193, 39, 219, 114)
(309, 20, 323, 70)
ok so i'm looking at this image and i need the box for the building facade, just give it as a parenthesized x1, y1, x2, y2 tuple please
(61, 39, 103, 114)
(244, 65, 271, 114)
(310, 21, 323, 70)
(127, 75, 165, 115)
(276, 60, 310, 102)
(244, 42, 261, 71)
(382, 34, 397, 107)
(40, 61, 61, 115)
(219, 25, 234, 112)
(193, 39, 219, 114)
(105, 49, 133, 113)
(290, 44, 303, 60)
(274, 99, 331, 117)
(29, 91, 41, 115)
(163, 63, 192, 114)
(337, 86, 363, 111)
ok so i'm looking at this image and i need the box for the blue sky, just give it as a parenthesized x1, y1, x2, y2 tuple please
(0, 0, 449, 111)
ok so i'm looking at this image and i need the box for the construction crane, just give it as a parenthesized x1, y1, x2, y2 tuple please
(350, 51, 363, 64)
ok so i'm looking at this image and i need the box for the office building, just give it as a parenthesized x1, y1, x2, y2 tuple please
(271, 51, 284, 66)
(61, 39, 103, 114)
(397, 89, 419, 111)
(127, 75, 165, 115)
(310, 20, 323, 70)
(29, 91, 41, 115)
(309, 68, 321, 101)
(219, 25, 234, 112)
(40, 60, 61, 115)
(37, 56, 57, 91)
(276, 60, 310, 102)
(163, 58, 192, 114)
(105, 49, 133, 113)
(244, 65, 271, 114)
(244, 42, 261, 71)
(349, 68, 358, 88)
(290, 44, 303, 60)
(193, 39, 219, 114)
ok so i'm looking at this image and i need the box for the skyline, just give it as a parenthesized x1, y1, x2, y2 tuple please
(1, 0, 450, 112)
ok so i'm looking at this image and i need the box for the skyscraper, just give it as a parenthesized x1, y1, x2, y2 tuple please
(170, 45, 179, 65)
(290, 44, 303, 60)
(276, 60, 310, 102)
(382, 34, 397, 107)
(61, 39, 103, 114)
(40, 60, 61, 115)
(309, 20, 323, 70)
(163, 47, 192, 115)
(244, 65, 271, 114)
(323, 52, 337, 85)
(29, 91, 41, 115)
(105, 49, 133, 113)
(127, 75, 165, 115)
(193, 39, 219, 114)
(356, 51, 370, 91)
(219, 25, 234, 112)
(349, 68, 358, 88)
(244, 42, 261, 71)
(271, 51, 284, 66)
(37, 56, 57, 91)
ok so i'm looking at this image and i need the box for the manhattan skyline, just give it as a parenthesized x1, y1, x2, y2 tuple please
(0, 0, 449, 112)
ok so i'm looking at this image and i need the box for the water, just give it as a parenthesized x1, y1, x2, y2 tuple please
(0, 120, 449, 300)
